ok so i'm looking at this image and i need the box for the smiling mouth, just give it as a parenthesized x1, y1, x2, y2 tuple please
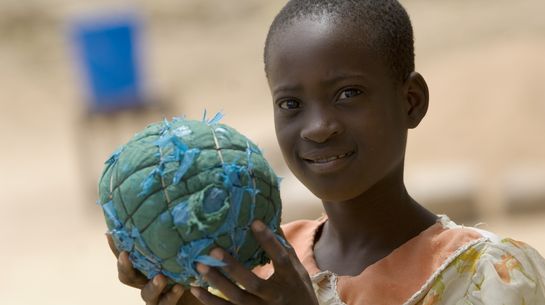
(305, 151, 354, 163)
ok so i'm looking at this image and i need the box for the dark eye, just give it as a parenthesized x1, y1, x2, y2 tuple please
(278, 99, 300, 110)
(338, 88, 362, 100)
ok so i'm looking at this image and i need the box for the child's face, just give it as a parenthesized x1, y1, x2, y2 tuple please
(267, 18, 410, 202)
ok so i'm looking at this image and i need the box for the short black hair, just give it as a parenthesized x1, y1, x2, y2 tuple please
(264, 0, 415, 82)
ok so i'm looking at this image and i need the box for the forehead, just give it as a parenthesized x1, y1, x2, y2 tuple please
(270, 17, 370, 59)
(267, 18, 389, 91)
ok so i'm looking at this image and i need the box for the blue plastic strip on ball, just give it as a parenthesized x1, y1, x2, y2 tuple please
(101, 114, 286, 287)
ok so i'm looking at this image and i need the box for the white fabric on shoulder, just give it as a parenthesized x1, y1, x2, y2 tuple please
(464, 238, 545, 305)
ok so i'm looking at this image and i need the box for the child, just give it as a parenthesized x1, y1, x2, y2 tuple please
(108, 0, 545, 304)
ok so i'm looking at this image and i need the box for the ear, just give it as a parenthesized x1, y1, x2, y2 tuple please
(403, 72, 429, 129)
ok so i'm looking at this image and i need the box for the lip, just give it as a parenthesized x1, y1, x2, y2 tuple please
(300, 149, 356, 174)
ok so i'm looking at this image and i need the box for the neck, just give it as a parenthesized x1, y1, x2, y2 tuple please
(319, 166, 437, 253)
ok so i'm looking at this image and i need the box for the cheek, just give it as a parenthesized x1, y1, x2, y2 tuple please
(349, 107, 407, 164)
(274, 117, 296, 157)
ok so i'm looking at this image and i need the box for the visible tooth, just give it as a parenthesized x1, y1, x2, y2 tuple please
(314, 153, 349, 163)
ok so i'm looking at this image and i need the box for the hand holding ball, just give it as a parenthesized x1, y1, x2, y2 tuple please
(98, 114, 282, 287)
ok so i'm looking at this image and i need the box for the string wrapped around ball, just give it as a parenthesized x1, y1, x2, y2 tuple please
(98, 112, 283, 287)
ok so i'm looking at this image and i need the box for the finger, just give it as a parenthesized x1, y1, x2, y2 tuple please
(196, 263, 259, 305)
(190, 286, 231, 305)
(117, 252, 148, 288)
(208, 248, 267, 299)
(158, 284, 184, 305)
(251, 220, 294, 274)
(106, 233, 120, 257)
(141, 274, 167, 304)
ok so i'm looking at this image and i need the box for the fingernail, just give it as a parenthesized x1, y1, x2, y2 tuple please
(252, 220, 265, 231)
(153, 276, 161, 286)
(190, 287, 201, 297)
(196, 263, 209, 274)
(118, 255, 126, 266)
(209, 248, 223, 260)
(172, 285, 182, 294)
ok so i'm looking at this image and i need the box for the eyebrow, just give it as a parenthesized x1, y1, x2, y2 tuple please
(272, 84, 302, 95)
(272, 71, 370, 95)
(323, 71, 370, 84)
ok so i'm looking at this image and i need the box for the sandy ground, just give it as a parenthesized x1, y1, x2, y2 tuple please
(0, 0, 544, 304)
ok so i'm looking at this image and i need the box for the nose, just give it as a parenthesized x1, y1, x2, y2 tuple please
(300, 108, 343, 143)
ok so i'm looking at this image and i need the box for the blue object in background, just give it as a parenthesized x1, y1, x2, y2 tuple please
(71, 13, 146, 113)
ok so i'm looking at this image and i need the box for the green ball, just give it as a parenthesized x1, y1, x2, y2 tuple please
(98, 115, 282, 287)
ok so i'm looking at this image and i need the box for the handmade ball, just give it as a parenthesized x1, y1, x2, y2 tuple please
(98, 115, 282, 287)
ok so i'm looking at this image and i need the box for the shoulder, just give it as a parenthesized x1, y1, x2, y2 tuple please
(459, 224, 545, 278)
(252, 216, 326, 279)
(472, 233, 545, 284)
(472, 235, 545, 304)
(281, 216, 326, 246)
(280, 216, 326, 270)
(422, 220, 545, 305)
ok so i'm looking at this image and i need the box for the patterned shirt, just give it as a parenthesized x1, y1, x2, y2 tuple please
(255, 215, 545, 305)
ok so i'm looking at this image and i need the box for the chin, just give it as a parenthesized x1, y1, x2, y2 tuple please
(307, 181, 370, 203)
(289, 169, 366, 203)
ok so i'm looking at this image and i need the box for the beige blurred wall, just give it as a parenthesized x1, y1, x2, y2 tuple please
(0, 1, 544, 304)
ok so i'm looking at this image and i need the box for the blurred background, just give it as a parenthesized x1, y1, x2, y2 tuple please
(0, 0, 544, 304)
